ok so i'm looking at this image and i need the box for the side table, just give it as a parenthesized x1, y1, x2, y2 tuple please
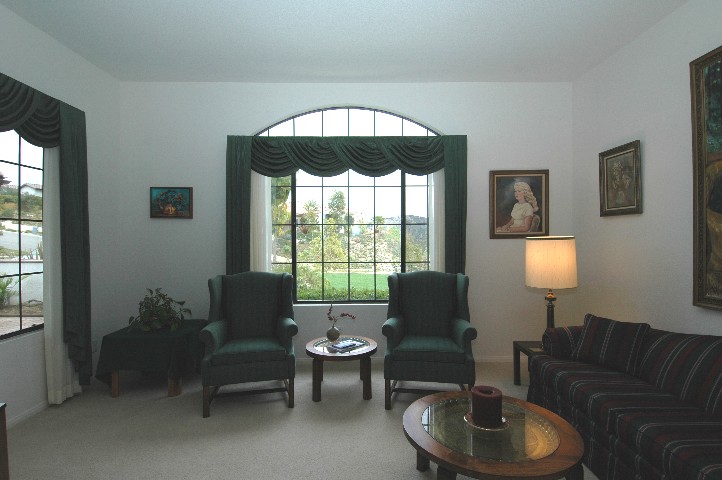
(513, 340, 545, 386)
(95, 319, 207, 397)
(305, 336, 377, 402)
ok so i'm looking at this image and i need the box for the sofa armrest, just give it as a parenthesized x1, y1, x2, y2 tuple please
(382, 316, 404, 350)
(542, 325, 583, 359)
(276, 316, 299, 351)
(199, 320, 227, 357)
(450, 318, 477, 351)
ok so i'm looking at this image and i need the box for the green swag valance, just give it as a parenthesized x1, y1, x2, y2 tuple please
(0, 73, 92, 384)
(226, 135, 467, 275)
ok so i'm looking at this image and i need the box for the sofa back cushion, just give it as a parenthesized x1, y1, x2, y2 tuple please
(572, 314, 650, 376)
(639, 330, 722, 414)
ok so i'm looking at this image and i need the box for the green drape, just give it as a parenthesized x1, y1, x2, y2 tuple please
(226, 135, 467, 275)
(0, 73, 92, 384)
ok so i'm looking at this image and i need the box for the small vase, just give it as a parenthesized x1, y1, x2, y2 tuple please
(326, 325, 340, 342)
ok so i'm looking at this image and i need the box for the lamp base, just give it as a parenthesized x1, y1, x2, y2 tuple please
(545, 289, 556, 330)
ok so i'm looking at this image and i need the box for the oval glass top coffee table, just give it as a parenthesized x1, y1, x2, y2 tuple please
(305, 336, 377, 402)
(403, 391, 584, 480)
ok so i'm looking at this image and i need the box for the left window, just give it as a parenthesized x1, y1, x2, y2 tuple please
(0, 130, 44, 339)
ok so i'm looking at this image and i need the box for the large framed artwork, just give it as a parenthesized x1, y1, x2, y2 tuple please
(598, 140, 642, 216)
(150, 187, 193, 219)
(691, 44, 722, 310)
(489, 170, 549, 239)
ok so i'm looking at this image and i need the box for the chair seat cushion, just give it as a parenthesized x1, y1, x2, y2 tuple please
(211, 338, 287, 365)
(391, 335, 465, 363)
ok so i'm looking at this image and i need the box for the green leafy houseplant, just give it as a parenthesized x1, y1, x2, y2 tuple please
(128, 288, 191, 332)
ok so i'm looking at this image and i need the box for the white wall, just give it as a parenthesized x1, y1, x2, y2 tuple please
(0, 5, 121, 425)
(572, 0, 722, 336)
(113, 81, 573, 363)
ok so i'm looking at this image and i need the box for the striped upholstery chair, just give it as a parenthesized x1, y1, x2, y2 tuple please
(199, 272, 297, 417)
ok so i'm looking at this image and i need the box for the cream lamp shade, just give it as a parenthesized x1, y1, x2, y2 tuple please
(525, 236, 578, 329)
(525, 236, 578, 289)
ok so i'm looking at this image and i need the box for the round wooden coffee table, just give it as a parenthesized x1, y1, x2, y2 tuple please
(403, 391, 584, 480)
(305, 335, 377, 402)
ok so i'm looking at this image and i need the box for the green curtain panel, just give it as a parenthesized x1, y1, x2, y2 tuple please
(226, 135, 467, 275)
(0, 73, 92, 384)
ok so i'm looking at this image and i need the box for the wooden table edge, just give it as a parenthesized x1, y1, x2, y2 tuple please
(402, 391, 584, 480)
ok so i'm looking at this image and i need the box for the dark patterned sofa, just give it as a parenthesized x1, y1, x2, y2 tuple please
(527, 314, 722, 480)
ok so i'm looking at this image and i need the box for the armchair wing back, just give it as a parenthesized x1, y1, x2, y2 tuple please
(201, 271, 297, 417)
(383, 271, 476, 409)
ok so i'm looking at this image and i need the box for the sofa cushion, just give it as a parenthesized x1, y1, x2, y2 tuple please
(542, 325, 582, 359)
(530, 354, 697, 434)
(390, 335, 465, 363)
(572, 314, 650, 376)
(615, 410, 722, 480)
(211, 338, 287, 365)
(639, 331, 722, 414)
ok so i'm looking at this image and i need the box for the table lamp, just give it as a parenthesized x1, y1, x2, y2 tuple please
(525, 236, 578, 329)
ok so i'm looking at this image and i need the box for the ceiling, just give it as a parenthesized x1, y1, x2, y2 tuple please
(1, 0, 687, 83)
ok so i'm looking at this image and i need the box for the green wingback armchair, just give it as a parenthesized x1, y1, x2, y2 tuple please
(382, 271, 477, 409)
(199, 272, 297, 417)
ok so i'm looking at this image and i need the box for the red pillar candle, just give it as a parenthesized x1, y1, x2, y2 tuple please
(470, 385, 503, 428)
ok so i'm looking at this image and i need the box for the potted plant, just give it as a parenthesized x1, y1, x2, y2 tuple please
(128, 288, 191, 332)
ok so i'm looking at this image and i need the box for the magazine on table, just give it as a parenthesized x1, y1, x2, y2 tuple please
(327, 339, 365, 353)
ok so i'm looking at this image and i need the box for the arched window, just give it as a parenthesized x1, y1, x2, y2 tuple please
(256, 107, 440, 302)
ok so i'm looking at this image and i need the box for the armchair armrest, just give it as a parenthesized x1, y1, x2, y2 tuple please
(542, 325, 583, 359)
(450, 318, 477, 350)
(199, 320, 227, 356)
(276, 316, 299, 351)
(382, 316, 405, 350)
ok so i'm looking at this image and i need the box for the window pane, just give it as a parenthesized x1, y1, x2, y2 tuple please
(19, 139, 43, 169)
(20, 220, 43, 273)
(406, 263, 429, 273)
(348, 187, 374, 224)
(296, 170, 321, 187)
(273, 175, 292, 187)
(375, 112, 402, 136)
(376, 224, 400, 263)
(348, 109, 374, 136)
(272, 225, 292, 262)
(406, 173, 428, 186)
(406, 225, 428, 262)
(402, 119, 430, 136)
(375, 186, 400, 221)
(20, 271, 43, 311)
(271, 184, 291, 225)
(297, 224, 320, 262)
(0, 131, 18, 163)
(296, 263, 322, 301)
(0, 232, 22, 264)
(324, 265, 348, 301)
(271, 263, 291, 275)
(349, 224, 374, 262)
(406, 185, 428, 223)
(323, 172, 348, 187)
(375, 171, 401, 187)
(323, 109, 348, 136)
(0, 178, 19, 221)
(349, 170, 374, 186)
(20, 174, 43, 221)
(323, 225, 348, 263)
(268, 119, 294, 136)
(323, 187, 348, 224)
(294, 111, 322, 136)
(297, 189, 322, 225)
(350, 266, 377, 301)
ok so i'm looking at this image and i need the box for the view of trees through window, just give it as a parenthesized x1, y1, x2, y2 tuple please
(0, 130, 44, 339)
(258, 107, 437, 302)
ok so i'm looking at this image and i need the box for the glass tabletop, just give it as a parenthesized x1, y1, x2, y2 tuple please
(311, 336, 370, 354)
(421, 396, 560, 462)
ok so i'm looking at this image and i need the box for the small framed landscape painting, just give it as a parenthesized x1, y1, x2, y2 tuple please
(489, 170, 549, 239)
(150, 187, 193, 219)
(598, 140, 642, 216)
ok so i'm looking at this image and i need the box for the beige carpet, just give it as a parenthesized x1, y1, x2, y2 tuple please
(7, 361, 597, 479)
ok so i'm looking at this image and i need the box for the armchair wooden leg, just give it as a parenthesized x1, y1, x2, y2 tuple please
(287, 378, 294, 408)
(385, 378, 392, 410)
